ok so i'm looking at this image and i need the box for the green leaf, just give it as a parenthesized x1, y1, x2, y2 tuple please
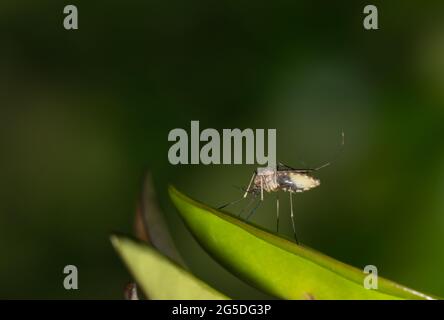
(111, 234, 229, 300)
(169, 186, 438, 300)
(137, 172, 187, 267)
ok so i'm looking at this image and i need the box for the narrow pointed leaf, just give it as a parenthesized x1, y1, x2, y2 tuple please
(137, 172, 186, 267)
(111, 234, 229, 300)
(169, 186, 438, 300)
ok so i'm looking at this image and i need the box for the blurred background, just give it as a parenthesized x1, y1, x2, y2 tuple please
(1, 0, 444, 299)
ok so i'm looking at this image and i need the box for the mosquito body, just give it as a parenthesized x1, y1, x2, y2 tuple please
(242, 164, 321, 244)
(244, 166, 320, 199)
(219, 131, 344, 245)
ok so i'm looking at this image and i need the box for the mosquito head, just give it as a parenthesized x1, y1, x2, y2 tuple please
(256, 167, 276, 176)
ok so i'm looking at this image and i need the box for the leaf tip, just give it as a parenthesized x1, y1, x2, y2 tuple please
(110, 233, 124, 252)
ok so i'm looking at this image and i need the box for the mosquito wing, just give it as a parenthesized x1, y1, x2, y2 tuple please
(277, 162, 314, 173)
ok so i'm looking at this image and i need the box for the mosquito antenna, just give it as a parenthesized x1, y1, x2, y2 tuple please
(313, 130, 345, 171)
(279, 132, 344, 172)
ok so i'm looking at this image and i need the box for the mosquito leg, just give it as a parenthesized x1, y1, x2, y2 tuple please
(246, 179, 264, 221)
(260, 176, 264, 201)
(313, 130, 345, 171)
(217, 197, 244, 210)
(243, 172, 256, 198)
(246, 198, 262, 221)
(289, 192, 299, 244)
(239, 195, 256, 218)
(276, 193, 280, 233)
(221, 172, 255, 211)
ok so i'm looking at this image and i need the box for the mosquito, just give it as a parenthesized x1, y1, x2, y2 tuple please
(219, 132, 344, 244)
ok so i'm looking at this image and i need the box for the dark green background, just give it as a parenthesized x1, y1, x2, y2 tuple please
(1, 1, 444, 298)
